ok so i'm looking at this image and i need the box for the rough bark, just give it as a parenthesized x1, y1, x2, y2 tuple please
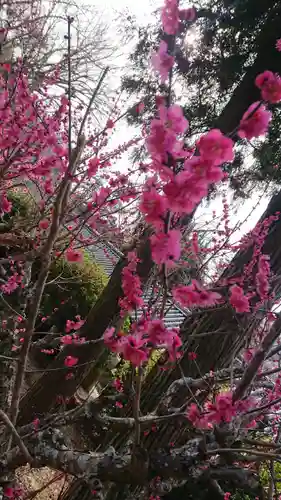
(5, 429, 260, 497)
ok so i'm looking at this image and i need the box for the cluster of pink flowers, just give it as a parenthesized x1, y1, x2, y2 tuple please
(150, 229, 181, 267)
(0, 63, 68, 196)
(256, 254, 270, 301)
(238, 102, 272, 140)
(65, 316, 85, 333)
(151, 40, 175, 84)
(64, 355, 79, 367)
(161, 0, 180, 35)
(65, 248, 83, 263)
(229, 284, 250, 313)
(0, 194, 12, 215)
(104, 318, 182, 366)
(172, 280, 222, 308)
(3, 485, 23, 499)
(119, 252, 144, 315)
(161, 0, 196, 36)
(255, 70, 281, 103)
(140, 188, 168, 228)
(144, 117, 233, 267)
(61, 334, 85, 345)
(276, 38, 281, 52)
(1, 273, 23, 295)
(112, 378, 124, 392)
(146, 104, 189, 162)
(236, 70, 281, 140)
(187, 391, 255, 429)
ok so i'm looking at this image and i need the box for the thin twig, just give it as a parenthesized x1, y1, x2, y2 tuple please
(0, 409, 33, 463)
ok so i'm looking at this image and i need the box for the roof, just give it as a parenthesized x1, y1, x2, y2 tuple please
(84, 227, 187, 329)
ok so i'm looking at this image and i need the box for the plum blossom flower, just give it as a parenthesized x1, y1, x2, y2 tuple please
(121, 334, 148, 366)
(172, 283, 198, 307)
(61, 335, 73, 345)
(185, 156, 224, 184)
(146, 118, 176, 161)
(113, 378, 123, 392)
(150, 229, 181, 267)
(65, 317, 85, 333)
(87, 157, 100, 177)
(256, 253, 270, 300)
(103, 327, 125, 353)
(0, 194, 12, 215)
(159, 104, 189, 136)
(172, 280, 221, 308)
(39, 219, 49, 230)
(206, 391, 236, 423)
(161, 0, 179, 35)
(229, 284, 250, 313)
(139, 188, 167, 227)
(238, 102, 272, 140)
(276, 39, 281, 52)
(106, 119, 114, 128)
(165, 328, 182, 361)
(65, 248, 83, 263)
(1, 274, 22, 295)
(188, 351, 197, 361)
(255, 70, 281, 103)
(119, 252, 144, 314)
(146, 105, 188, 161)
(64, 355, 78, 367)
(187, 403, 201, 427)
(151, 40, 174, 83)
(147, 319, 167, 344)
(163, 170, 208, 214)
(197, 129, 234, 166)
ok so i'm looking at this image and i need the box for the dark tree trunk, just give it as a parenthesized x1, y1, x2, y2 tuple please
(18, 232, 154, 425)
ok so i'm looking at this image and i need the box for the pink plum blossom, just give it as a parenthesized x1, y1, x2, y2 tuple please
(151, 40, 174, 83)
(146, 105, 188, 161)
(172, 280, 222, 308)
(64, 355, 78, 367)
(229, 284, 250, 313)
(276, 39, 281, 52)
(238, 102, 271, 140)
(161, 0, 179, 35)
(255, 70, 281, 103)
(139, 188, 167, 227)
(184, 156, 224, 184)
(39, 219, 49, 230)
(121, 334, 148, 366)
(256, 253, 270, 300)
(159, 104, 189, 135)
(150, 229, 181, 266)
(197, 129, 234, 166)
(163, 170, 208, 214)
(65, 248, 83, 263)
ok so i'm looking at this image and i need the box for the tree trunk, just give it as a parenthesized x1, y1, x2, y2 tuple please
(18, 232, 154, 425)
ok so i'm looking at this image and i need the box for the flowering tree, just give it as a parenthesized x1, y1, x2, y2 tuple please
(0, 0, 118, 114)
(2, 1, 281, 500)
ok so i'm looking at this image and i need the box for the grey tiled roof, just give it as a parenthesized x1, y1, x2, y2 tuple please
(84, 227, 187, 330)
